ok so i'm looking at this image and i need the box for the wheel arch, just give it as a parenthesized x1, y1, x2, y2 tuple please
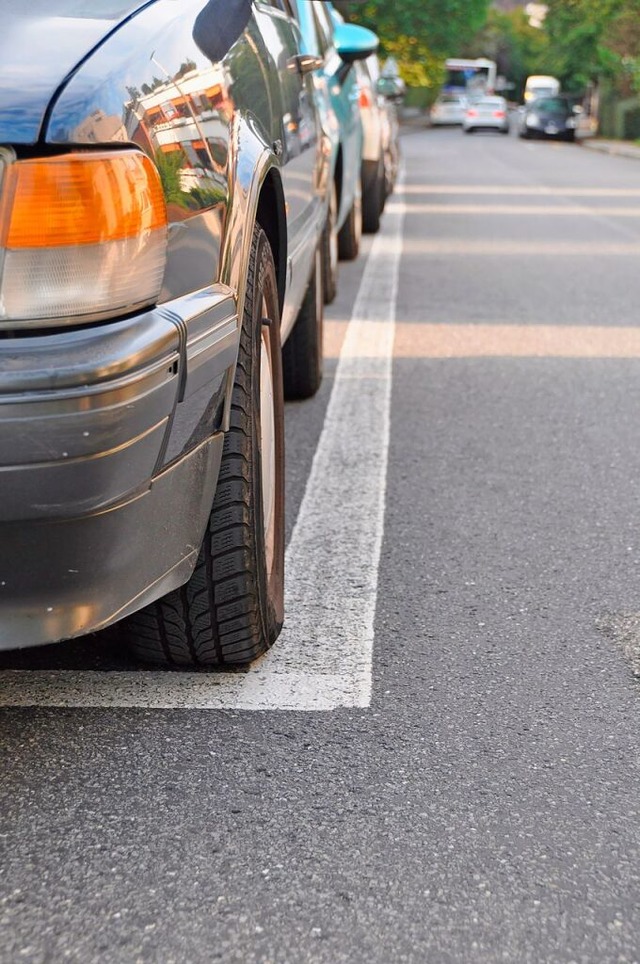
(256, 168, 287, 317)
(220, 114, 288, 324)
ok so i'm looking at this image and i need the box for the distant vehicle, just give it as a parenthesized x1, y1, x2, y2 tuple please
(518, 95, 579, 141)
(463, 96, 510, 135)
(524, 75, 560, 104)
(443, 58, 497, 101)
(430, 92, 468, 126)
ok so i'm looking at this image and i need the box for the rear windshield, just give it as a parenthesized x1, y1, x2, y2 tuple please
(534, 98, 569, 112)
(439, 95, 464, 104)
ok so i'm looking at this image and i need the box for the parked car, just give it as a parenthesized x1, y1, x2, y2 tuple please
(290, 0, 377, 298)
(463, 96, 510, 135)
(354, 54, 400, 233)
(430, 92, 468, 126)
(0, 0, 333, 666)
(518, 95, 579, 141)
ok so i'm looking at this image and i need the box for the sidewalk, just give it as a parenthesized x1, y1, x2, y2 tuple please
(580, 137, 640, 160)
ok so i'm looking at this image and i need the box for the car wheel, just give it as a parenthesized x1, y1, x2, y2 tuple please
(282, 245, 323, 400)
(465, 127, 475, 134)
(362, 156, 384, 234)
(321, 182, 338, 305)
(337, 183, 362, 261)
(123, 224, 285, 667)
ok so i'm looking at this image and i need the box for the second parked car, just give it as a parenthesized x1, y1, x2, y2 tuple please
(289, 0, 378, 298)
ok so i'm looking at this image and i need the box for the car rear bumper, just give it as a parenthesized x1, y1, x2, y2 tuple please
(0, 289, 238, 650)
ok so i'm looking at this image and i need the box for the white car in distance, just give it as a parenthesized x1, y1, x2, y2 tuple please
(463, 96, 510, 135)
(430, 92, 468, 126)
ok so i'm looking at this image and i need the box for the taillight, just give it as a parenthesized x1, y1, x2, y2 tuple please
(467, 109, 478, 117)
(0, 150, 168, 328)
(493, 110, 506, 118)
(359, 88, 372, 109)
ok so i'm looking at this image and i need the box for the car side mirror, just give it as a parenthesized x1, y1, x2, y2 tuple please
(333, 23, 378, 65)
(377, 76, 405, 103)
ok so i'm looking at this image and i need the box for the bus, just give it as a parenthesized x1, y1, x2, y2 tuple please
(443, 59, 498, 100)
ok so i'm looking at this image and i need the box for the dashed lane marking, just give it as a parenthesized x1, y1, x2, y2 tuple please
(0, 180, 406, 711)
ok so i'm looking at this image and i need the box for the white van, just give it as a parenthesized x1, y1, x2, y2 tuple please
(524, 75, 560, 103)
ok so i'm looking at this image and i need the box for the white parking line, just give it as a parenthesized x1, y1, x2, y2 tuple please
(0, 181, 406, 712)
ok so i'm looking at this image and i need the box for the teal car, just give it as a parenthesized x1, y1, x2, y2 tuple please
(290, 0, 378, 301)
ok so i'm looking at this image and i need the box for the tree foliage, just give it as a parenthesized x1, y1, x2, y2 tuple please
(462, 8, 549, 99)
(542, 0, 622, 90)
(337, 0, 490, 86)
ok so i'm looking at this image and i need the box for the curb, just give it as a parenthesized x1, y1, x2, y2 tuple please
(580, 138, 640, 161)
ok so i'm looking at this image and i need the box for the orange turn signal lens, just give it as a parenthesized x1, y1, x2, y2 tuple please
(0, 150, 168, 326)
(0, 151, 166, 249)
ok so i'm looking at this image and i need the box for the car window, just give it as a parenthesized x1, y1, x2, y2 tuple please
(534, 98, 569, 112)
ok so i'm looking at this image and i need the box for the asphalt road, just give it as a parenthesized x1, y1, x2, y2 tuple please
(3, 126, 640, 962)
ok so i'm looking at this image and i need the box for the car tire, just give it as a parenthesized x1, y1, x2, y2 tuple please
(321, 182, 338, 304)
(362, 156, 384, 234)
(123, 224, 285, 667)
(282, 246, 323, 400)
(465, 127, 475, 134)
(337, 184, 362, 261)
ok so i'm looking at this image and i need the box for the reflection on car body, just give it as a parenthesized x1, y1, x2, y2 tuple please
(0, 0, 331, 667)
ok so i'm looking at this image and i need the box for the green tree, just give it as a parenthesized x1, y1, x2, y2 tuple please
(543, 0, 622, 90)
(338, 0, 490, 86)
(464, 7, 549, 99)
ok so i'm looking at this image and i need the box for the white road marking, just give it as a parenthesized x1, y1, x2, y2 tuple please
(402, 184, 640, 197)
(0, 181, 406, 712)
(390, 202, 640, 217)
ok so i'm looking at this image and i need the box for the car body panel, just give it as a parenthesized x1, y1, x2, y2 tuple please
(0, 1, 152, 143)
(0, 0, 324, 650)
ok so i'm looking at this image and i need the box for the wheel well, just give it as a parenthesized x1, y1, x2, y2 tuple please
(256, 170, 287, 315)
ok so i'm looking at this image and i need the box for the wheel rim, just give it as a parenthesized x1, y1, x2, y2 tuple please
(260, 297, 276, 578)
